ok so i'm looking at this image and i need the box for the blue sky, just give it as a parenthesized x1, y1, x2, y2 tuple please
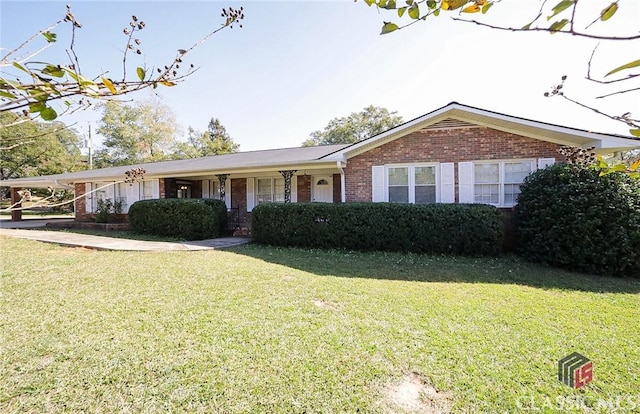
(2, 1, 639, 151)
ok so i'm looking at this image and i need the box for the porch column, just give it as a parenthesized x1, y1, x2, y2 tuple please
(216, 174, 229, 201)
(10, 187, 23, 221)
(279, 170, 297, 203)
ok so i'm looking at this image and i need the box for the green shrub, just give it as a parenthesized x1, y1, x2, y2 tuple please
(95, 198, 123, 223)
(515, 163, 640, 277)
(252, 203, 503, 256)
(128, 198, 227, 240)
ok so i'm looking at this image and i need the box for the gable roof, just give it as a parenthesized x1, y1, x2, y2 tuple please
(321, 102, 640, 160)
(2, 144, 349, 188)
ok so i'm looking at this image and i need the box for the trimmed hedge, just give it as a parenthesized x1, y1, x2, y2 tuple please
(515, 163, 640, 277)
(252, 202, 504, 256)
(128, 198, 227, 240)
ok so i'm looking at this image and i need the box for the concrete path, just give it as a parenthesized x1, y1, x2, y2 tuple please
(0, 218, 75, 229)
(0, 228, 252, 252)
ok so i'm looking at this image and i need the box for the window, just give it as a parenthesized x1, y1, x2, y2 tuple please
(115, 182, 127, 210)
(387, 164, 438, 204)
(474, 163, 499, 204)
(388, 167, 409, 203)
(256, 177, 285, 205)
(139, 180, 154, 200)
(91, 182, 108, 212)
(210, 180, 221, 199)
(414, 166, 436, 204)
(473, 160, 533, 206)
(504, 161, 532, 205)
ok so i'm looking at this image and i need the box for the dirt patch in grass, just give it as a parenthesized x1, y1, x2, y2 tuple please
(383, 372, 452, 413)
(313, 299, 338, 310)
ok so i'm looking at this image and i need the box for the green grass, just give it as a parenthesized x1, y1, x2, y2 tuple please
(1, 237, 639, 412)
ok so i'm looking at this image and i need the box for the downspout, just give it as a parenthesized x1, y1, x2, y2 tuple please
(337, 161, 346, 203)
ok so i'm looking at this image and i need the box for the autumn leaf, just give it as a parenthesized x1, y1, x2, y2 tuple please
(462, 4, 481, 13)
(102, 77, 118, 95)
(441, 0, 468, 11)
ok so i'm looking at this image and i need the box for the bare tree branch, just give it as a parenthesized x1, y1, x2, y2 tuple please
(450, 17, 640, 41)
(0, 140, 35, 151)
(0, 20, 63, 64)
(597, 86, 640, 99)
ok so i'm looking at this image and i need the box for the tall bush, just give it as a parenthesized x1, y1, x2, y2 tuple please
(128, 198, 227, 240)
(515, 163, 640, 277)
(252, 203, 503, 256)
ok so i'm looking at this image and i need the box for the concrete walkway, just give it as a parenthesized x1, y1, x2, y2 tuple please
(0, 226, 252, 252)
(0, 217, 75, 229)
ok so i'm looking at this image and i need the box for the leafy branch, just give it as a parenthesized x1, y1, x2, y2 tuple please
(361, 0, 640, 136)
(0, 5, 245, 124)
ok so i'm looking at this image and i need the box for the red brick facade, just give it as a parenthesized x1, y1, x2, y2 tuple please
(344, 126, 563, 202)
(74, 183, 89, 222)
(10, 188, 22, 221)
(65, 126, 564, 232)
(332, 173, 341, 204)
(159, 179, 165, 199)
(231, 178, 249, 226)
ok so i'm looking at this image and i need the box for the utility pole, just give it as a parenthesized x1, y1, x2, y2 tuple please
(87, 123, 93, 170)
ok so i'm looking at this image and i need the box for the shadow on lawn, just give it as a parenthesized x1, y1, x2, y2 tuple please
(231, 244, 640, 294)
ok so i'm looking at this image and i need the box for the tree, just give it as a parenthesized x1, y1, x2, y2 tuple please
(94, 100, 179, 167)
(0, 111, 83, 181)
(172, 118, 240, 159)
(302, 105, 403, 146)
(205, 118, 240, 154)
(361, 0, 640, 136)
(0, 5, 245, 125)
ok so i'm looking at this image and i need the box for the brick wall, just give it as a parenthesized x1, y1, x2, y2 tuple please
(231, 178, 250, 226)
(10, 188, 22, 221)
(74, 183, 89, 221)
(345, 126, 563, 202)
(159, 178, 165, 199)
(297, 175, 311, 202)
(191, 180, 202, 199)
(163, 178, 177, 198)
(332, 173, 341, 203)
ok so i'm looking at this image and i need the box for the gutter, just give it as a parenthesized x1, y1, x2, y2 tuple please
(55, 180, 74, 190)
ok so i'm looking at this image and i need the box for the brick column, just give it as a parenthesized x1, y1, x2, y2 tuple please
(159, 178, 166, 199)
(74, 183, 88, 221)
(10, 188, 22, 221)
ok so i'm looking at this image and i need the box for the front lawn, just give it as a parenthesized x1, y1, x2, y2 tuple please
(1, 237, 638, 412)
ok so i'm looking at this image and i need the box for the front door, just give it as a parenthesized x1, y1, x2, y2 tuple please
(312, 176, 333, 203)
